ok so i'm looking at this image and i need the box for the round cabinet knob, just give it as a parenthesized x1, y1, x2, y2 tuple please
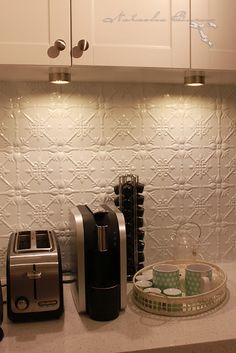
(15, 297, 29, 311)
(54, 39, 66, 51)
(78, 39, 89, 51)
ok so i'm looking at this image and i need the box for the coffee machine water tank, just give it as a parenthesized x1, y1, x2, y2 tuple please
(69, 204, 127, 321)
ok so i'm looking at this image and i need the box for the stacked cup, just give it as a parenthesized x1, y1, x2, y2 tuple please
(152, 264, 182, 312)
(185, 263, 213, 296)
(152, 262, 213, 296)
(153, 264, 180, 291)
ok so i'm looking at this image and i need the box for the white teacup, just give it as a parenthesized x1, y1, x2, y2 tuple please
(185, 263, 213, 296)
(163, 288, 182, 312)
(163, 288, 182, 297)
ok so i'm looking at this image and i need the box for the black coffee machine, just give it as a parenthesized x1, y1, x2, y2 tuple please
(0, 278, 4, 341)
(69, 204, 127, 321)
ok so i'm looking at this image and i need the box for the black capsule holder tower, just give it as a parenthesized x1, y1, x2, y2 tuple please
(114, 175, 145, 281)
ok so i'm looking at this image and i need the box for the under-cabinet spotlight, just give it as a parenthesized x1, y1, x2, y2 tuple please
(49, 71, 71, 84)
(184, 72, 205, 86)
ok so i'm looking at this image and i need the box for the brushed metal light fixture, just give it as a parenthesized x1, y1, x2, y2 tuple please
(49, 71, 71, 84)
(184, 71, 205, 86)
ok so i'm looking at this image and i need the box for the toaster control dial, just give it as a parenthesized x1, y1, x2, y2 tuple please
(15, 297, 29, 311)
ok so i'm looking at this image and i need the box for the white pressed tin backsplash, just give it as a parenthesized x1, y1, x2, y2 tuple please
(0, 81, 236, 273)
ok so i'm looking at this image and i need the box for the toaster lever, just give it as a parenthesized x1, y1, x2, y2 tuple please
(26, 271, 42, 280)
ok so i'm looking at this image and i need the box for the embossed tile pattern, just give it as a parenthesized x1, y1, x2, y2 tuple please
(0, 82, 236, 271)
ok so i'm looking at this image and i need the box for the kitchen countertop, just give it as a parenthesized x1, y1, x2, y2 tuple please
(1, 262, 236, 353)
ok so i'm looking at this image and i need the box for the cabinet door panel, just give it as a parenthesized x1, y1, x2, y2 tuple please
(191, 0, 236, 70)
(72, 0, 190, 68)
(0, 0, 70, 65)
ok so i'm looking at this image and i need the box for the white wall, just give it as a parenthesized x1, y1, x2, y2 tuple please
(0, 81, 236, 272)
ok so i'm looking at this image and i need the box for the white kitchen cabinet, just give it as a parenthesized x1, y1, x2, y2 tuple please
(0, 0, 236, 80)
(191, 0, 236, 70)
(0, 0, 71, 66)
(71, 0, 190, 69)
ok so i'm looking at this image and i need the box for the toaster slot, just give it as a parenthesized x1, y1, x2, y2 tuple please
(16, 232, 31, 250)
(36, 231, 51, 249)
(14, 230, 53, 253)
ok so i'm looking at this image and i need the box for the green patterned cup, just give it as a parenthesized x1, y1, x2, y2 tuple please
(153, 264, 180, 291)
(185, 263, 213, 296)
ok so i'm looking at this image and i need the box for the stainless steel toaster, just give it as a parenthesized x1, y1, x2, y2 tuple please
(7, 230, 64, 321)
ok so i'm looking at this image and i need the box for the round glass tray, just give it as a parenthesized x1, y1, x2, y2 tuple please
(132, 260, 227, 317)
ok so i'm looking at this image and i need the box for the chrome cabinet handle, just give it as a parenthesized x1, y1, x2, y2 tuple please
(78, 39, 89, 51)
(54, 39, 66, 51)
(27, 271, 42, 280)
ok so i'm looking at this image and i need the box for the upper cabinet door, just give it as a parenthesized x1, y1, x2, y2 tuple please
(191, 0, 236, 70)
(0, 0, 70, 65)
(71, 0, 190, 68)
